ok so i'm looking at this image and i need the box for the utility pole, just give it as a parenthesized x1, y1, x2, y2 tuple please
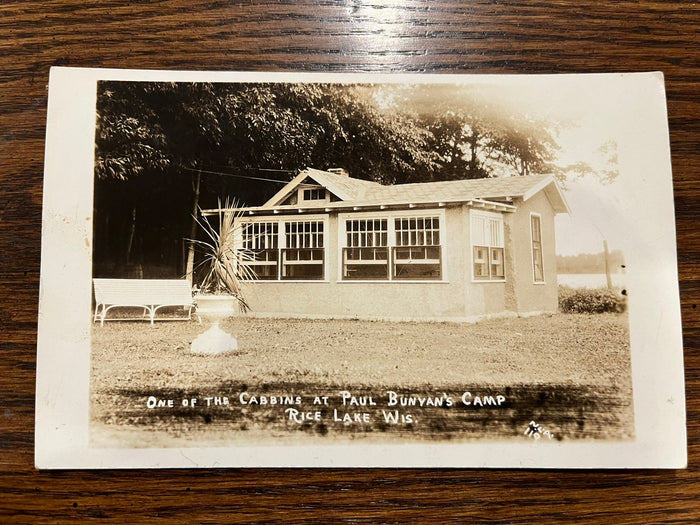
(603, 240, 613, 289)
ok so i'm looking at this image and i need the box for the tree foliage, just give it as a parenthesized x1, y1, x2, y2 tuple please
(96, 80, 618, 187)
(95, 82, 441, 186)
(383, 84, 564, 181)
(93, 80, 618, 278)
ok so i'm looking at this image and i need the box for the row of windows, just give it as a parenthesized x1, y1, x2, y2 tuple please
(236, 213, 545, 282)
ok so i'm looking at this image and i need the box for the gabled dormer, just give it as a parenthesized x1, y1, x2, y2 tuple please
(262, 167, 377, 209)
(280, 178, 332, 206)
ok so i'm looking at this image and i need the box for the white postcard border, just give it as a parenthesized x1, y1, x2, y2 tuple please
(36, 67, 686, 468)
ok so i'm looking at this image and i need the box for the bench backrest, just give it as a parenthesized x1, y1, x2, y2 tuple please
(93, 279, 193, 306)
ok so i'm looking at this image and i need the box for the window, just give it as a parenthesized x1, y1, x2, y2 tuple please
(241, 222, 279, 280)
(531, 214, 544, 282)
(302, 188, 325, 201)
(339, 212, 444, 281)
(471, 211, 505, 281)
(393, 216, 442, 280)
(238, 218, 326, 281)
(282, 221, 324, 280)
(343, 219, 389, 279)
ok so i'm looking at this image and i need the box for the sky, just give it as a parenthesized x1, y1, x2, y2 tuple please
(371, 77, 648, 258)
(457, 77, 637, 258)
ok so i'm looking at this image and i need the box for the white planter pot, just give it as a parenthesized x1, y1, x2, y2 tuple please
(192, 294, 239, 355)
(195, 294, 239, 319)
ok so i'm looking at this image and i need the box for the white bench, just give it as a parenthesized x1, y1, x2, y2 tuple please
(93, 278, 194, 326)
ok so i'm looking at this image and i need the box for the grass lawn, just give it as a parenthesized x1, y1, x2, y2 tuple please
(90, 313, 633, 446)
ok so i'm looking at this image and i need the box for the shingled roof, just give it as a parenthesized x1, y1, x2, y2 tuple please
(260, 168, 568, 214)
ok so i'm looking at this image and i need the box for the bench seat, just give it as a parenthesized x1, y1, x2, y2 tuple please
(93, 278, 194, 326)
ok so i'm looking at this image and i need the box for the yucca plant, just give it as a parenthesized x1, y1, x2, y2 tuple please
(189, 200, 256, 313)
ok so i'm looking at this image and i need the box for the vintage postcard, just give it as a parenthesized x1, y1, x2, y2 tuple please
(36, 68, 686, 468)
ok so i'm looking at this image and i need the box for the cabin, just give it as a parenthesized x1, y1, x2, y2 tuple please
(208, 167, 569, 322)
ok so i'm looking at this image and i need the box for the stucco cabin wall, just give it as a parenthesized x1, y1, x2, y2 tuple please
(237, 191, 558, 321)
(507, 192, 559, 313)
(240, 208, 472, 321)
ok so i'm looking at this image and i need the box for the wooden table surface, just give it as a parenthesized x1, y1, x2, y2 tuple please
(1, 1, 698, 523)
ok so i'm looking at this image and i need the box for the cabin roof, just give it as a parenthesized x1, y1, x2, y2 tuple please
(204, 168, 569, 216)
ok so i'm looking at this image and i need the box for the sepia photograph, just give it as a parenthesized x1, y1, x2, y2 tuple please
(36, 69, 685, 467)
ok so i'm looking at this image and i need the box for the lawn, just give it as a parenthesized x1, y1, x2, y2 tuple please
(90, 313, 633, 446)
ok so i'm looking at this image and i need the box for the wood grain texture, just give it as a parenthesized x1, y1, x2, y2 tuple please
(1, 1, 699, 522)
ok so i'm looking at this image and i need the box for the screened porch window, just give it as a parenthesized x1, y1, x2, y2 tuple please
(241, 222, 279, 280)
(343, 219, 389, 279)
(472, 212, 505, 281)
(393, 216, 442, 280)
(282, 221, 325, 280)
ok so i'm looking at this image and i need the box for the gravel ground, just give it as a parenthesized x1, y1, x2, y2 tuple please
(89, 313, 634, 446)
(91, 312, 631, 391)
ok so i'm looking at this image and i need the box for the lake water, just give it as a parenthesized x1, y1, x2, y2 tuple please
(557, 273, 626, 289)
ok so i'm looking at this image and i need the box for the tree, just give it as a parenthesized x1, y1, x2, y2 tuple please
(392, 84, 561, 180)
(93, 81, 440, 277)
(93, 80, 618, 279)
(95, 82, 231, 279)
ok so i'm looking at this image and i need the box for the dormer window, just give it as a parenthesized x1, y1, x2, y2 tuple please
(303, 188, 326, 201)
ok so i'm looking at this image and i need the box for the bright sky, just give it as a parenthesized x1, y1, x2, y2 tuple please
(370, 75, 668, 258)
(553, 125, 625, 256)
(555, 179, 624, 256)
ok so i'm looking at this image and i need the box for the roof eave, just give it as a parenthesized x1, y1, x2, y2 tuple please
(522, 176, 570, 214)
(203, 198, 516, 216)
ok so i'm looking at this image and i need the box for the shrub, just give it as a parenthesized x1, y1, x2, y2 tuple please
(558, 286, 627, 314)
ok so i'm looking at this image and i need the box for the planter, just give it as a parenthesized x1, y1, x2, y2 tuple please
(195, 294, 239, 319)
(191, 294, 240, 355)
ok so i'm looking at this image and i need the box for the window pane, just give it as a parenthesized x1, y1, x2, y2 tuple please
(533, 244, 544, 282)
(282, 221, 325, 280)
(531, 215, 544, 282)
(393, 262, 441, 280)
(490, 247, 504, 279)
(346, 218, 387, 248)
(282, 248, 324, 280)
(473, 246, 489, 279)
(283, 263, 324, 280)
(343, 248, 389, 279)
(303, 188, 325, 200)
(346, 247, 388, 261)
(426, 246, 440, 260)
(472, 216, 485, 245)
(392, 247, 441, 280)
(394, 247, 412, 260)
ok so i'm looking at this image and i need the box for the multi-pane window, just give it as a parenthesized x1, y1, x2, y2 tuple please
(340, 214, 444, 281)
(241, 222, 279, 280)
(238, 219, 325, 281)
(343, 219, 389, 279)
(472, 211, 505, 281)
(531, 214, 544, 282)
(282, 221, 325, 280)
(393, 217, 442, 280)
(302, 188, 325, 201)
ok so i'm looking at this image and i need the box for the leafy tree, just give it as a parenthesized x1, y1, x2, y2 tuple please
(395, 84, 561, 180)
(95, 82, 230, 278)
(93, 81, 440, 277)
(93, 80, 618, 278)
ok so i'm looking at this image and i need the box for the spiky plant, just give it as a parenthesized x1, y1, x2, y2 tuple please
(189, 200, 256, 313)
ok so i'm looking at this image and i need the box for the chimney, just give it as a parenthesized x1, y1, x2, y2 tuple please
(327, 167, 349, 177)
